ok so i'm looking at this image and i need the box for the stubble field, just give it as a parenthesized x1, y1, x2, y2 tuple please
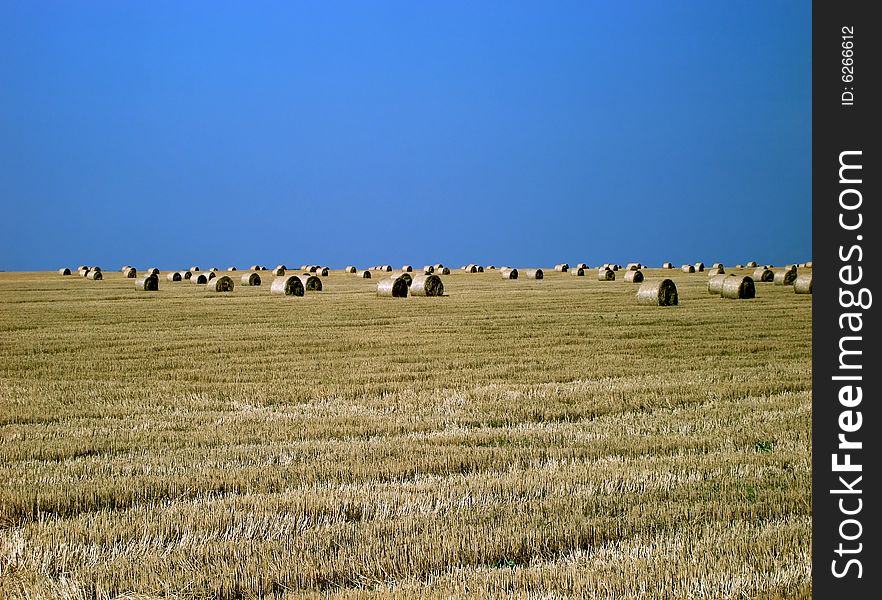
(0, 266, 812, 599)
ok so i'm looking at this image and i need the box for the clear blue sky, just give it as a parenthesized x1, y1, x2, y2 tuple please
(0, 1, 810, 271)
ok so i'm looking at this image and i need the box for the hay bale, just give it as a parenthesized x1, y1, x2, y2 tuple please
(752, 267, 774, 282)
(275, 264, 287, 272)
(662, 262, 673, 269)
(774, 267, 798, 286)
(693, 262, 705, 272)
(227, 267, 237, 272)
(182, 270, 192, 280)
(120, 265, 131, 273)
(135, 274, 158, 291)
(523, 268, 544, 280)
(626, 263, 641, 271)
(250, 265, 261, 271)
(465, 264, 478, 273)
(209, 275, 234, 292)
(166, 272, 182, 282)
(269, 276, 304, 296)
(146, 268, 159, 276)
(707, 266, 725, 276)
(401, 265, 413, 272)
(624, 270, 644, 283)
(190, 266, 200, 272)
(78, 268, 89, 277)
(241, 272, 261, 286)
(805, 261, 812, 268)
(597, 269, 615, 281)
(746, 261, 758, 268)
(272, 267, 285, 276)
(58, 268, 71, 275)
(721, 275, 755, 299)
(794, 273, 812, 294)
(735, 264, 743, 269)
(436, 267, 450, 275)
(576, 263, 588, 270)
(122, 267, 136, 278)
(377, 276, 409, 297)
(636, 279, 678, 306)
(295, 274, 322, 291)
(711, 263, 723, 269)
(344, 266, 357, 273)
(315, 267, 329, 276)
(191, 273, 208, 284)
(477, 266, 484, 272)
(707, 274, 732, 295)
(410, 274, 444, 296)
(569, 267, 585, 276)
(487, 266, 495, 269)
(391, 272, 413, 286)
(206, 272, 217, 281)
(209, 267, 218, 272)
(501, 268, 518, 279)
(86, 270, 103, 280)
(555, 263, 569, 272)
(681, 264, 695, 273)
(358, 270, 370, 278)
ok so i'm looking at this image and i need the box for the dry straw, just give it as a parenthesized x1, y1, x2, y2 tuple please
(401, 265, 413, 272)
(86, 270, 103, 280)
(624, 270, 644, 283)
(708, 266, 725, 276)
(135, 274, 158, 291)
(570, 267, 585, 276)
(166, 272, 182, 282)
(78, 268, 89, 277)
(805, 261, 813, 268)
(794, 273, 813, 294)
(501, 268, 518, 279)
(381, 265, 393, 272)
(597, 269, 615, 281)
(77, 265, 88, 271)
(241, 272, 261, 286)
(410, 274, 444, 296)
(377, 276, 409, 297)
(272, 267, 285, 276)
(555, 263, 569, 272)
(123, 267, 137, 278)
(636, 279, 678, 306)
(662, 262, 673, 269)
(295, 274, 323, 291)
(360, 270, 372, 278)
(206, 272, 217, 280)
(576, 263, 588, 269)
(209, 275, 234, 292)
(681, 264, 695, 273)
(626, 263, 641, 271)
(746, 261, 758, 268)
(191, 273, 208, 284)
(270, 276, 304, 296)
(436, 266, 451, 274)
(753, 267, 774, 282)
(774, 266, 798, 286)
(250, 265, 261, 271)
(711, 263, 723, 269)
(523, 268, 544, 280)
(190, 266, 200, 272)
(315, 267, 329, 276)
(721, 275, 756, 299)
(344, 266, 357, 273)
(707, 274, 731, 295)
(58, 268, 71, 275)
(182, 270, 192, 280)
(693, 262, 705, 272)
(227, 267, 237, 272)
(465, 264, 478, 273)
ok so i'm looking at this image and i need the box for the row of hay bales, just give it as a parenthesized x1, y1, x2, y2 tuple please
(133, 272, 323, 295)
(377, 273, 444, 298)
(57, 266, 104, 279)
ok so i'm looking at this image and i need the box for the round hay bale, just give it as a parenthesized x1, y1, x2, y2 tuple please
(122, 267, 137, 278)
(636, 279, 678, 306)
(711, 263, 723, 269)
(86, 270, 103, 280)
(58, 268, 71, 275)
(206, 272, 217, 281)
(380, 265, 391, 272)
(190, 266, 200, 272)
(487, 265, 495, 269)
(707, 266, 725, 276)
(241, 272, 261, 286)
(272, 267, 285, 276)
(90, 266, 102, 273)
(746, 261, 758, 268)
(410, 274, 443, 296)
(501, 268, 518, 279)
(182, 270, 192, 280)
(315, 267, 329, 276)
(662, 262, 673, 269)
(391, 272, 413, 286)
(295, 274, 322, 291)
(523, 268, 543, 280)
(435, 267, 450, 275)
(166, 272, 182, 282)
(707, 274, 732, 295)
(401, 265, 413, 272)
(422, 265, 434, 274)
(794, 273, 812, 294)
(465, 264, 477, 273)
(209, 267, 219, 273)
(377, 276, 409, 297)
(570, 267, 585, 276)
(191, 273, 208, 284)
(250, 265, 261, 271)
(76, 265, 88, 271)
(735, 264, 743, 269)
(693, 262, 705, 272)
(135, 274, 158, 291)
(624, 270, 644, 283)
(275, 265, 287, 272)
(306, 265, 318, 273)
(344, 266, 357, 273)
(78, 268, 89, 277)
(209, 275, 234, 292)
(477, 266, 484, 272)
(146, 268, 159, 276)
(555, 263, 569, 272)
(575, 263, 588, 270)
(774, 268, 798, 286)
(752, 267, 774, 282)
(626, 263, 641, 271)
(300, 265, 309, 271)
(354, 270, 368, 278)
(270, 276, 304, 296)
(681, 264, 695, 273)
(227, 267, 237, 272)
(597, 269, 615, 281)
(120, 265, 131, 273)
(721, 275, 755, 299)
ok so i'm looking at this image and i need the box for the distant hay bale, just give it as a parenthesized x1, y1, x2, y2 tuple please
(182, 270, 192, 280)
(805, 261, 812, 268)
(315, 267, 329, 276)
(166, 272, 182, 282)
(250, 265, 261, 271)
(209, 275, 234, 292)
(377, 276, 409, 297)
(721, 275, 755, 300)
(78, 268, 89, 277)
(120, 265, 132, 273)
(77, 265, 88, 272)
(735, 264, 743, 269)
(410, 274, 444, 296)
(681, 264, 695, 273)
(90, 266, 102, 273)
(209, 268, 218, 273)
(146, 268, 159, 276)
(693, 262, 705, 272)
(576, 263, 588, 270)
(487, 266, 495, 270)
(636, 279, 678, 306)
(134, 274, 158, 291)
(423, 265, 435, 274)
(707, 274, 731, 295)
(477, 266, 484, 272)
(774, 267, 798, 286)
(708, 266, 725, 276)
(295, 274, 322, 291)
(190, 266, 200, 272)
(624, 270, 644, 283)
(270, 276, 304, 296)
(191, 273, 208, 284)
(554, 263, 569, 272)
(206, 272, 217, 281)
(794, 273, 813, 294)
(745, 261, 758, 268)
(436, 267, 450, 275)
(241, 272, 261, 286)
(753, 267, 774, 282)
(86, 270, 103, 280)
(360, 270, 371, 278)
(275, 265, 287, 272)
(227, 267, 237, 272)
(123, 267, 137, 278)
(569, 267, 585, 276)
(465, 264, 477, 273)
(523, 268, 544, 280)
(711, 263, 723, 269)
(433, 263, 445, 270)
(597, 269, 615, 281)
(501, 268, 518, 279)
(58, 268, 71, 275)
(344, 266, 357, 273)
(400, 265, 413, 272)
(272, 267, 286, 276)
(662, 262, 673, 269)
(626, 263, 641, 271)
(380, 265, 391, 272)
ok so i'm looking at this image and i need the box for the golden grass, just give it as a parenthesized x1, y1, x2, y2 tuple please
(0, 269, 811, 599)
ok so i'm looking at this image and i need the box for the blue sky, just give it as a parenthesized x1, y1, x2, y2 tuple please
(0, 1, 811, 270)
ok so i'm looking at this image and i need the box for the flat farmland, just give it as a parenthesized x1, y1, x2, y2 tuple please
(0, 267, 812, 599)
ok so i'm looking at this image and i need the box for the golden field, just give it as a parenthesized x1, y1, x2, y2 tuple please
(0, 266, 812, 599)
